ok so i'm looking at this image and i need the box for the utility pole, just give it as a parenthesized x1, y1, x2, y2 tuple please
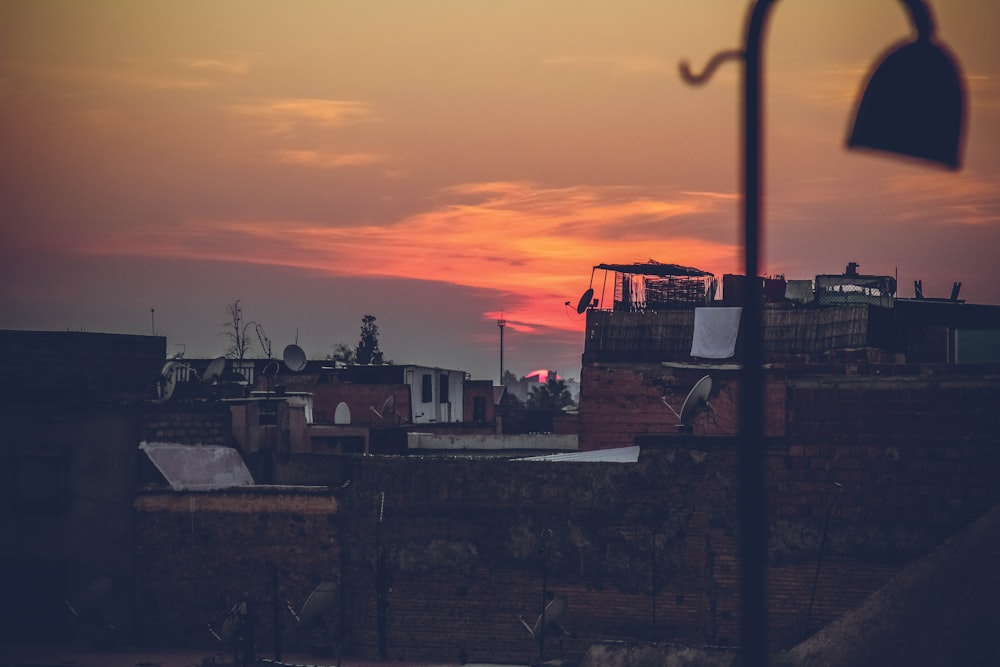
(497, 314, 507, 384)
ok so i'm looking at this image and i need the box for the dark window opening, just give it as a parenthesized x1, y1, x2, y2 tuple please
(473, 396, 486, 422)
(421, 374, 433, 403)
(439, 373, 449, 404)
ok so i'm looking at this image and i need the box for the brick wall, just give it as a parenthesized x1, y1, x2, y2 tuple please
(131, 428, 998, 662)
(141, 403, 232, 446)
(132, 489, 341, 652)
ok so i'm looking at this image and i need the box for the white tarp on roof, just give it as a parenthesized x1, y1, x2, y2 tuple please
(516, 445, 640, 463)
(139, 441, 255, 490)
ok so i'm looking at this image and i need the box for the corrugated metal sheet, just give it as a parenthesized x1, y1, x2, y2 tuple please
(139, 441, 254, 490)
(515, 445, 640, 463)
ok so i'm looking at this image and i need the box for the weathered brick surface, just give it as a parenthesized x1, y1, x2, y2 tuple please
(133, 489, 341, 652)
(127, 362, 1000, 662)
(141, 403, 232, 446)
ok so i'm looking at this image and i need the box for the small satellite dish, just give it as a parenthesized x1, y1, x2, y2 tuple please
(520, 597, 568, 638)
(380, 394, 395, 421)
(65, 576, 114, 621)
(295, 581, 338, 626)
(283, 344, 307, 372)
(261, 360, 280, 378)
(157, 361, 181, 401)
(203, 357, 226, 384)
(576, 288, 595, 314)
(208, 601, 241, 644)
(662, 375, 713, 431)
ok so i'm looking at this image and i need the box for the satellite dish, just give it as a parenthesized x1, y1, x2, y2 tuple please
(520, 597, 568, 638)
(261, 360, 280, 378)
(576, 288, 595, 314)
(157, 361, 181, 401)
(283, 344, 307, 372)
(208, 601, 241, 645)
(203, 356, 226, 384)
(661, 375, 713, 431)
(296, 581, 338, 625)
(679, 375, 712, 427)
(380, 394, 395, 421)
(65, 576, 114, 620)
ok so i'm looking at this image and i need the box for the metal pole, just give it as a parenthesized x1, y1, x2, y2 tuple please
(740, 2, 776, 666)
(498, 316, 507, 384)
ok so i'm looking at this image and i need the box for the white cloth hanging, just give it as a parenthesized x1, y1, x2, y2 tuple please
(691, 307, 742, 359)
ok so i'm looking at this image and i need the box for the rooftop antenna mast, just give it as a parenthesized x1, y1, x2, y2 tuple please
(498, 313, 507, 384)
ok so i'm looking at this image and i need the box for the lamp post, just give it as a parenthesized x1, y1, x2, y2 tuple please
(680, 2, 964, 665)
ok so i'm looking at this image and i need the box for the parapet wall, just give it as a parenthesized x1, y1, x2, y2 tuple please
(133, 424, 999, 662)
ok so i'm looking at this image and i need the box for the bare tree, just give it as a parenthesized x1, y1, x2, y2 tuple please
(221, 299, 255, 360)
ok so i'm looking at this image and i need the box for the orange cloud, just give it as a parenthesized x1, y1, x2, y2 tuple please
(275, 148, 384, 169)
(228, 98, 378, 135)
(77, 182, 739, 335)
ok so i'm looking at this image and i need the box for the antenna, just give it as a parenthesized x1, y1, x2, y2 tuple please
(282, 344, 307, 372)
(498, 314, 507, 384)
(661, 375, 713, 432)
(255, 323, 273, 359)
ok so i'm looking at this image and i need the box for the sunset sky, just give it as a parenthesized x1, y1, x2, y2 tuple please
(2, 1, 998, 382)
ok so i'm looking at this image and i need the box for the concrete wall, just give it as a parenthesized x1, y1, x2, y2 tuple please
(0, 405, 145, 644)
(0, 329, 165, 404)
(407, 432, 578, 452)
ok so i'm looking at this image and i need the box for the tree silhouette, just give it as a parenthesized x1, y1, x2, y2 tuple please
(356, 314, 384, 365)
(327, 342, 356, 364)
(526, 374, 574, 412)
(221, 299, 255, 360)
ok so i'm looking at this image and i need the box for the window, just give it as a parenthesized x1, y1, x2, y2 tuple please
(439, 373, 449, 404)
(421, 374, 433, 403)
(473, 396, 486, 422)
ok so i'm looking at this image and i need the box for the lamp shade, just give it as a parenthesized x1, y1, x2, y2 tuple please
(848, 38, 965, 169)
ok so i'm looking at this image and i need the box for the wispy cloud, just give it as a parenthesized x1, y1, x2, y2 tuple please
(275, 148, 384, 169)
(75, 182, 739, 334)
(175, 58, 251, 76)
(2, 58, 244, 92)
(883, 171, 1000, 226)
(228, 98, 377, 135)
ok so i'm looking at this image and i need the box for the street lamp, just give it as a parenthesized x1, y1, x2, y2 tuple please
(679, 1, 965, 665)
